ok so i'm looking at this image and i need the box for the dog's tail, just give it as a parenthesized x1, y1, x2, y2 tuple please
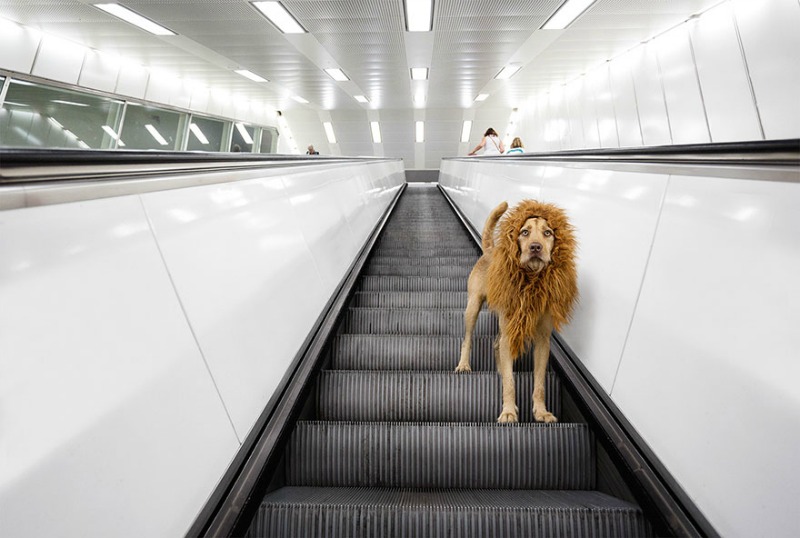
(481, 201, 508, 251)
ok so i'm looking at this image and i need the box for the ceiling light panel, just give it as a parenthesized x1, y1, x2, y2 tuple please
(325, 68, 349, 81)
(252, 1, 306, 34)
(405, 0, 434, 31)
(323, 122, 336, 144)
(291, 95, 309, 104)
(370, 121, 382, 143)
(541, 0, 598, 30)
(354, 95, 369, 103)
(94, 3, 175, 35)
(411, 67, 429, 80)
(460, 120, 472, 142)
(235, 69, 268, 82)
(415, 121, 424, 143)
(495, 64, 522, 80)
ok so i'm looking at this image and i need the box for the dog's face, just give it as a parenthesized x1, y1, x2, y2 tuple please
(517, 216, 554, 273)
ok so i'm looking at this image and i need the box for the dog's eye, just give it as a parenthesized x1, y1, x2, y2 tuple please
(520, 229, 529, 236)
(544, 230, 553, 237)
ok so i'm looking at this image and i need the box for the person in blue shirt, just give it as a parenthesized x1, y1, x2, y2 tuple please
(505, 137, 524, 155)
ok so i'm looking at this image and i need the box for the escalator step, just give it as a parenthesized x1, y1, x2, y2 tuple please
(342, 308, 494, 335)
(370, 247, 478, 257)
(367, 256, 477, 266)
(286, 421, 594, 489)
(359, 276, 468, 292)
(246, 487, 650, 538)
(363, 265, 473, 278)
(351, 291, 470, 308)
(317, 371, 560, 422)
(330, 335, 535, 371)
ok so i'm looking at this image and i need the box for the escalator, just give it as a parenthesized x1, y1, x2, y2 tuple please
(240, 184, 652, 536)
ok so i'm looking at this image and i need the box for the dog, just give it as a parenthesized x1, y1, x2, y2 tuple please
(455, 200, 578, 423)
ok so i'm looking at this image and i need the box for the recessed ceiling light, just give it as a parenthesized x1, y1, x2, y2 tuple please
(325, 68, 349, 82)
(415, 121, 424, 143)
(494, 64, 522, 80)
(541, 0, 597, 30)
(235, 69, 268, 83)
(252, 1, 306, 34)
(405, 0, 434, 32)
(291, 95, 309, 104)
(354, 95, 369, 103)
(370, 121, 382, 144)
(323, 122, 337, 144)
(94, 4, 175, 35)
(460, 120, 472, 142)
(411, 67, 429, 80)
(474, 93, 489, 102)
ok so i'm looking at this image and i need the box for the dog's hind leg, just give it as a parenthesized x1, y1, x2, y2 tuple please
(532, 313, 557, 423)
(496, 314, 519, 423)
(455, 292, 484, 372)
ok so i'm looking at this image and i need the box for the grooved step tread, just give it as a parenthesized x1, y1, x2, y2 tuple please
(317, 370, 560, 422)
(342, 308, 497, 335)
(330, 335, 536, 371)
(287, 421, 594, 489)
(247, 487, 649, 538)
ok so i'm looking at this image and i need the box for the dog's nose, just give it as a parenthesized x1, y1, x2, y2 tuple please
(530, 242, 543, 254)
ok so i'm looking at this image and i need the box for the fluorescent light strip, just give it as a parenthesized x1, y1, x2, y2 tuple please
(291, 95, 309, 104)
(145, 124, 168, 145)
(354, 95, 369, 103)
(415, 121, 424, 143)
(541, 0, 597, 30)
(325, 68, 349, 81)
(51, 99, 89, 107)
(235, 69, 268, 83)
(495, 64, 522, 80)
(474, 93, 489, 102)
(460, 120, 472, 142)
(189, 123, 209, 144)
(323, 122, 336, 144)
(410, 67, 429, 80)
(235, 123, 254, 144)
(414, 91, 425, 105)
(102, 125, 120, 140)
(47, 117, 64, 130)
(406, 0, 433, 32)
(94, 4, 175, 36)
(370, 121, 382, 144)
(252, 1, 305, 34)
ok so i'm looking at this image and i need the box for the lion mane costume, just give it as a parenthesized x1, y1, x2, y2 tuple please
(485, 199, 579, 357)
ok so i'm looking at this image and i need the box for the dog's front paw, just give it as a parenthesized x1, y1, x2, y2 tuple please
(534, 410, 558, 423)
(497, 407, 518, 423)
(454, 362, 472, 373)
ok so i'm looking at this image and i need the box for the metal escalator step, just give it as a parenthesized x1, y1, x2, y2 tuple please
(370, 247, 479, 257)
(246, 487, 651, 538)
(351, 291, 469, 308)
(342, 308, 494, 335)
(358, 276, 468, 292)
(317, 371, 560, 422)
(367, 256, 478, 266)
(363, 265, 473, 278)
(286, 422, 594, 489)
(330, 335, 535, 371)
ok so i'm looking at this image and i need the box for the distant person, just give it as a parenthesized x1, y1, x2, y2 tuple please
(468, 127, 504, 156)
(232, 144, 241, 152)
(505, 137, 524, 155)
(306, 145, 319, 155)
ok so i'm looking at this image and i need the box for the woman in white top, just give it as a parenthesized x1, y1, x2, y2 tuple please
(468, 127, 505, 156)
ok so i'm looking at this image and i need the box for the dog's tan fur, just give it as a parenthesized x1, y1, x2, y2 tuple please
(456, 200, 578, 423)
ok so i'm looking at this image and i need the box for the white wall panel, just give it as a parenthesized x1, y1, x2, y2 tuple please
(733, 0, 800, 140)
(610, 53, 643, 148)
(30, 34, 86, 85)
(580, 76, 602, 149)
(0, 196, 239, 538)
(613, 173, 800, 538)
(565, 80, 587, 149)
(689, 3, 762, 142)
(145, 72, 179, 108)
(630, 43, 672, 146)
(655, 26, 710, 144)
(78, 50, 121, 94)
(589, 65, 620, 149)
(0, 18, 40, 74)
(114, 63, 149, 100)
(540, 166, 667, 392)
(189, 87, 211, 114)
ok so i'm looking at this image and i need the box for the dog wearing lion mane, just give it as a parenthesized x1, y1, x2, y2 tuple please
(456, 199, 578, 423)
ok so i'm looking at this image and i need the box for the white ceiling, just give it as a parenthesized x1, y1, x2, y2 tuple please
(0, 0, 722, 167)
